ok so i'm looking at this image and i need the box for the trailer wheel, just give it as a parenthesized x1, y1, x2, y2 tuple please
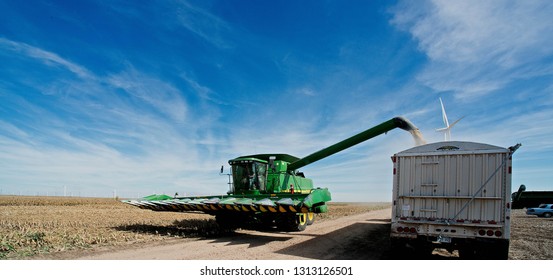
(389, 238, 409, 258)
(458, 246, 477, 260)
(306, 212, 315, 225)
(414, 242, 433, 257)
(489, 240, 509, 260)
(467, 240, 509, 260)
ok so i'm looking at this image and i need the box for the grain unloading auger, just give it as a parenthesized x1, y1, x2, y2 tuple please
(123, 117, 421, 231)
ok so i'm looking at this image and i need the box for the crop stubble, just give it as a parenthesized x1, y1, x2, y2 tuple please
(0, 196, 388, 259)
(1, 196, 549, 259)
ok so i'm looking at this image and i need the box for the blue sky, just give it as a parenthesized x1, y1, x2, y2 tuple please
(1, 0, 552, 201)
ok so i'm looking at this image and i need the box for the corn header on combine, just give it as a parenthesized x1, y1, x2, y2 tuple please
(123, 117, 420, 231)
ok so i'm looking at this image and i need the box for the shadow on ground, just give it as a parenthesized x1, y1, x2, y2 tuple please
(114, 218, 459, 259)
(276, 218, 458, 260)
(113, 219, 223, 238)
(114, 219, 294, 248)
(206, 232, 292, 248)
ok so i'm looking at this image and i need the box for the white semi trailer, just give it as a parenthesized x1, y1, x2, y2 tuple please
(390, 141, 521, 259)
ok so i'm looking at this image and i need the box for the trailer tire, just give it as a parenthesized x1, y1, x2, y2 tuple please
(476, 240, 509, 260)
(389, 238, 409, 258)
(467, 240, 509, 260)
(414, 242, 433, 258)
(458, 246, 477, 260)
(490, 240, 510, 260)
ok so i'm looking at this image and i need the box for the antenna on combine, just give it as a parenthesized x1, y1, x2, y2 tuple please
(436, 97, 464, 141)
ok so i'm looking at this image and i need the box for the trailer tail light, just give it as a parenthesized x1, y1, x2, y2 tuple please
(479, 229, 502, 237)
(395, 226, 417, 234)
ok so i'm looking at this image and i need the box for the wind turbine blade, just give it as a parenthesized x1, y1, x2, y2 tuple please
(439, 98, 450, 127)
(449, 116, 465, 129)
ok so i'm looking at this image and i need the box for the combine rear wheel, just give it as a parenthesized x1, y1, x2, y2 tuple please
(277, 213, 307, 232)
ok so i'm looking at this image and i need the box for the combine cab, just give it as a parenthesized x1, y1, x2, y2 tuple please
(123, 117, 421, 231)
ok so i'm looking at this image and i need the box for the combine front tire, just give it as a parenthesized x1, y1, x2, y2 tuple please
(306, 212, 315, 225)
(296, 213, 308, 231)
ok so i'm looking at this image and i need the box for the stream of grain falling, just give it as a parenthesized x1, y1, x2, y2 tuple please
(409, 128, 426, 146)
(397, 116, 427, 146)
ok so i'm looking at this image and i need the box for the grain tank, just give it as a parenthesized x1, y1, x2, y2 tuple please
(390, 141, 521, 259)
(123, 116, 421, 232)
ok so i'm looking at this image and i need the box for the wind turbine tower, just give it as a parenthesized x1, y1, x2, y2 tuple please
(436, 98, 464, 141)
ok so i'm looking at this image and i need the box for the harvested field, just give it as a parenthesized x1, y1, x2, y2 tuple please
(0, 196, 388, 259)
(0, 196, 212, 259)
(510, 208, 553, 260)
(0, 195, 550, 260)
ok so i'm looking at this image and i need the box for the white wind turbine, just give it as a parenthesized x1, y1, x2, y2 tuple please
(436, 98, 464, 141)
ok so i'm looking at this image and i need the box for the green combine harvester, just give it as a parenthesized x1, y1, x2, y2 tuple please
(122, 117, 421, 231)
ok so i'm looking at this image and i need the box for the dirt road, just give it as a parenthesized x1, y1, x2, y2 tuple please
(76, 208, 395, 260)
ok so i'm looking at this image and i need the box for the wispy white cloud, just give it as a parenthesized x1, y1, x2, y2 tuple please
(391, 0, 553, 100)
(0, 120, 29, 140)
(0, 38, 231, 197)
(180, 73, 229, 106)
(107, 68, 188, 123)
(294, 87, 316, 97)
(0, 37, 94, 80)
(174, 0, 233, 49)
